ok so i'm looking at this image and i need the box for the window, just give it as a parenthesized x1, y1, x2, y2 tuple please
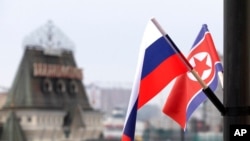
(27, 116, 32, 122)
(69, 80, 78, 96)
(42, 78, 53, 93)
(56, 79, 66, 93)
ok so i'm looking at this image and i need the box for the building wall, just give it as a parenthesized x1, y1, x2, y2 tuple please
(0, 109, 103, 141)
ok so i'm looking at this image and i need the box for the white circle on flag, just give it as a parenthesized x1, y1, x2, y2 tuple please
(187, 52, 212, 81)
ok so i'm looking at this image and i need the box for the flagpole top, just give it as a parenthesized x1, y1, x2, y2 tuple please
(150, 18, 167, 36)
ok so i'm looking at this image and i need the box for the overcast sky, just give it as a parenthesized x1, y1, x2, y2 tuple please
(0, 0, 223, 89)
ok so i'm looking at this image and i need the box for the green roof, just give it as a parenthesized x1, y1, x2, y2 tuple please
(4, 48, 92, 110)
(0, 111, 27, 141)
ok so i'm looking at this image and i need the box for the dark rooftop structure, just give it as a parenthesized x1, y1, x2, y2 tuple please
(4, 21, 91, 110)
(0, 21, 102, 141)
(4, 47, 91, 110)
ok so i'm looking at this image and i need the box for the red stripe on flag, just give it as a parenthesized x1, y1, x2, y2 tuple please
(122, 134, 132, 141)
(162, 75, 187, 128)
(137, 54, 188, 109)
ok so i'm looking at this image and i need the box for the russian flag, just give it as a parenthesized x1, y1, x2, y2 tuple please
(163, 24, 223, 129)
(121, 19, 188, 141)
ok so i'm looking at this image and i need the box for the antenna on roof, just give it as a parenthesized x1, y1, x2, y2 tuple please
(23, 20, 75, 56)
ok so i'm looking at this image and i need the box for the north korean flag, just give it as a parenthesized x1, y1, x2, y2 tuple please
(162, 24, 223, 129)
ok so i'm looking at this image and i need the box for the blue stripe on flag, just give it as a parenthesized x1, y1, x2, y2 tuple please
(186, 65, 221, 120)
(191, 24, 208, 48)
(215, 62, 223, 72)
(141, 37, 175, 79)
(123, 99, 138, 141)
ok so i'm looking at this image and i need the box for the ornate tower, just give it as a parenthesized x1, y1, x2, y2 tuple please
(0, 21, 103, 141)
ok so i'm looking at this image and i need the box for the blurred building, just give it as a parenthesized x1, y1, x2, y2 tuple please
(86, 84, 131, 114)
(102, 107, 145, 141)
(0, 21, 102, 141)
(0, 92, 7, 109)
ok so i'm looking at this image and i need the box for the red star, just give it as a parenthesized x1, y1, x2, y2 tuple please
(193, 55, 211, 77)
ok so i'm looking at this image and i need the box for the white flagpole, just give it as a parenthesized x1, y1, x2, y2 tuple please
(218, 72, 224, 88)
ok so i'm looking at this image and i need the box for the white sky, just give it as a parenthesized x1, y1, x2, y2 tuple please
(0, 0, 223, 89)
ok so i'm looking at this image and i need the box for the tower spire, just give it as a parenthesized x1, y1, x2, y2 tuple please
(23, 20, 75, 56)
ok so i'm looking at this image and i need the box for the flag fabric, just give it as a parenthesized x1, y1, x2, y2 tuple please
(121, 20, 188, 141)
(162, 24, 223, 129)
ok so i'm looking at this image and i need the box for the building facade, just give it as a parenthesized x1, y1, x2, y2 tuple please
(0, 21, 103, 141)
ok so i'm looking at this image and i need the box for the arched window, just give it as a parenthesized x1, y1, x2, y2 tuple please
(56, 79, 66, 93)
(69, 80, 78, 95)
(42, 78, 53, 93)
